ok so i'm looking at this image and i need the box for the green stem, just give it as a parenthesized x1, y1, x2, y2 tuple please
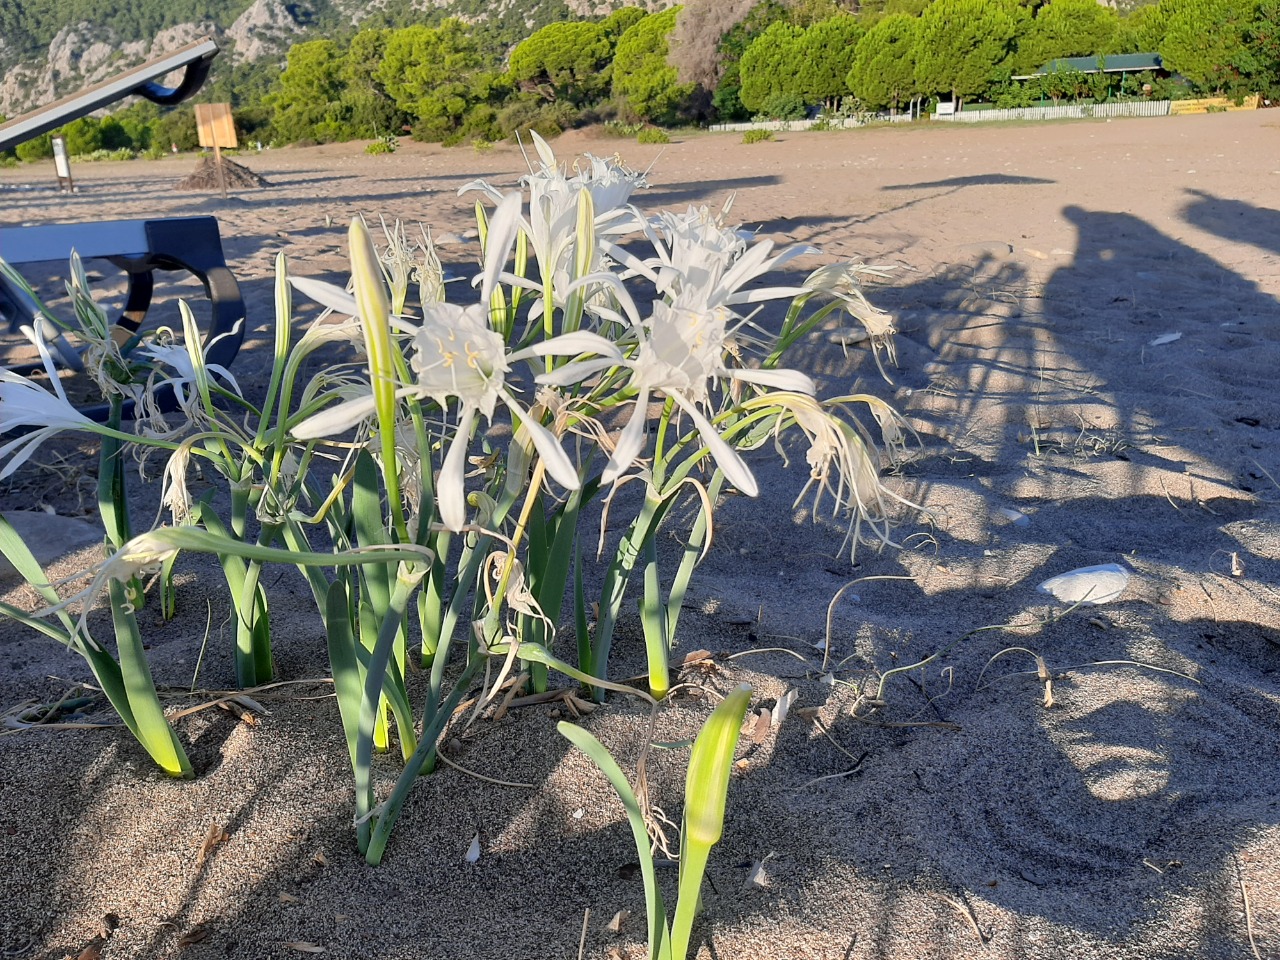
(354, 569, 424, 854)
(590, 492, 669, 701)
(364, 649, 483, 865)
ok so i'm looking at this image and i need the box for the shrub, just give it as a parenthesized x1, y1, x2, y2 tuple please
(70, 149, 136, 162)
(602, 119, 646, 137)
(636, 125, 670, 144)
(15, 134, 54, 161)
(760, 91, 807, 120)
(742, 128, 774, 143)
(495, 97, 576, 141)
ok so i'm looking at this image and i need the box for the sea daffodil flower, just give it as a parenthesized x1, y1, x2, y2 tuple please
(541, 293, 815, 496)
(291, 194, 620, 531)
(463, 131, 644, 299)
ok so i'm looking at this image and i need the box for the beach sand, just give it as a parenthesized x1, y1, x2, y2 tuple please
(1, 111, 1278, 960)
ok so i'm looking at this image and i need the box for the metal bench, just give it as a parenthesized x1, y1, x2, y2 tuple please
(0, 38, 244, 420)
(0, 216, 246, 418)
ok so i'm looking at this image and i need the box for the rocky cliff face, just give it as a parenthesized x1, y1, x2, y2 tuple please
(225, 0, 308, 63)
(0, 10, 299, 118)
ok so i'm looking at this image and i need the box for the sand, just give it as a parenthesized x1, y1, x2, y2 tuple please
(1, 112, 1278, 960)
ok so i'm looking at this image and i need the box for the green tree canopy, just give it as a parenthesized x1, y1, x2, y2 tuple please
(601, 6, 648, 41)
(737, 21, 806, 113)
(270, 39, 347, 143)
(340, 29, 403, 139)
(847, 13, 921, 112)
(711, 0, 790, 121)
(612, 7, 695, 124)
(1255, 0, 1280, 96)
(795, 13, 864, 105)
(508, 20, 613, 102)
(1113, 3, 1169, 54)
(1016, 0, 1120, 72)
(1160, 0, 1263, 94)
(374, 20, 496, 141)
(914, 0, 1030, 105)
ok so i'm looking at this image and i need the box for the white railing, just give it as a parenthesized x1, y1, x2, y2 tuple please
(708, 114, 914, 133)
(935, 100, 1172, 123)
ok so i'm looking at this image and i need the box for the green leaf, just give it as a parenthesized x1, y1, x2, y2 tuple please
(110, 579, 192, 778)
(670, 683, 752, 960)
(325, 577, 369, 846)
(558, 721, 670, 960)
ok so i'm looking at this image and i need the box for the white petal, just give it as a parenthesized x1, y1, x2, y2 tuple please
(601, 388, 650, 485)
(204, 363, 242, 397)
(717, 239, 775, 295)
(529, 130, 558, 170)
(517, 330, 621, 360)
(535, 358, 617, 388)
(0, 375, 96, 430)
(503, 396, 580, 491)
(457, 179, 505, 203)
(670, 393, 758, 497)
(481, 193, 522, 305)
(289, 276, 359, 317)
(729, 367, 816, 395)
(20, 323, 64, 397)
(600, 240, 661, 285)
(291, 392, 379, 439)
(438, 406, 477, 532)
(726, 285, 810, 305)
(0, 429, 52, 479)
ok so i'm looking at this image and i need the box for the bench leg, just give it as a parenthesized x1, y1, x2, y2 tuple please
(119, 268, 153, 334)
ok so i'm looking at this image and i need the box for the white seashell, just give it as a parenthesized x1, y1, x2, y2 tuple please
(1038, 563, 1130, 605)
(996, 507, 1030, 527)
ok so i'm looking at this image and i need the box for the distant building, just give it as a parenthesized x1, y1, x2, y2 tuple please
(1013, 53, 1167, 83)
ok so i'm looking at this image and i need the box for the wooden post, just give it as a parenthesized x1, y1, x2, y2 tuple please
(194, 103, 237, 198)
(213, 142, 227, 199)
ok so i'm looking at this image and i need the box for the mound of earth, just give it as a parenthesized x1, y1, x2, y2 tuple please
(175, 154, 268, 191)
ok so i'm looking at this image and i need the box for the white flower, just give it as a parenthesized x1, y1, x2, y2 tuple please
(605, 201, 816, 311)
(157, 441, 197, 525)
(542, 295, 814, 497)
(0, 324, 105, 478)
(291, 194, 620, 532)
(742, 391, 917, 559)
(462, 131, 643, 304)
(401, 295, 616, 531)
(803, 261, 898, 370)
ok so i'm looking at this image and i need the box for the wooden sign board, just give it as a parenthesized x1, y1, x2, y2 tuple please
(195, 103, 237, 149)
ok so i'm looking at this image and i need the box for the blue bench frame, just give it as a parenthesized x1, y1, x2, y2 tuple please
(0, 216, 246, 419)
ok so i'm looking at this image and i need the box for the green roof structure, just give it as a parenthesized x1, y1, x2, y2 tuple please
(1013, 53, 1164, 80)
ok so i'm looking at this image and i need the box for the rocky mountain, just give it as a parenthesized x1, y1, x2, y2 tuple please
(0, 0, 673, 118)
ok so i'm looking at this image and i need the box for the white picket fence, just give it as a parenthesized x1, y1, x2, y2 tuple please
(935, 100, 1172, 123)
(708, 114, 914, 133)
